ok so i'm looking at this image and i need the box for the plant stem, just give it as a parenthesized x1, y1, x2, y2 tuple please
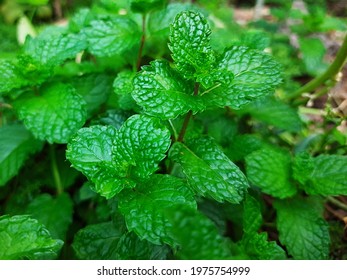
(177, 83, 200, 142)
(327, 196, 347, 212)
(136, 14, 147, 71)
(288, 34, 347, 100)
(50, 145, 63, 195)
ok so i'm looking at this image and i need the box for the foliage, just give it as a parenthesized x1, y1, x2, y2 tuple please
(0, 0, 346, 260)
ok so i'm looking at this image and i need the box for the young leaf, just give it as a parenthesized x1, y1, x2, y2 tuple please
(166, 206, 231, 259)
(0, 61, 30, 94)
(294, 154, 347, 196)
(82, 16, 141, 57)
(0, 215, 63, 260)
(246, 148, 297, 198)
(208, 46, 282, 109)
(14, 83, 87, 143)
(0, 124, 42, 186)
(169, 11, 215, 79)
(169, 137, 249, 203)
(274, 197, 330, 260)
(26, 193, 73, 240)
(132, 60, 205, 119)
(118, 174, 196, 245)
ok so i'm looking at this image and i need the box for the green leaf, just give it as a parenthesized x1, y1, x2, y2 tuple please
(299, 37, 327, 76)
(209, 46, 282, 109)
(294, 154, 347, 196)
(130, 0, 166, 14)
(67, 115, 171, 199)
(246, 148, 296, 198)
(243, 194, 262, 234)
(82, 16, 141, 57)
(113, 70, 138, 111)
(274, 197, 330, 260)
(118, 174, 196, 245)
(24, 33, 86, 67)
(0, 124, 42, 186)
(132, 60, 205, 119)
(0, 61, 29, 94)
(239, 96, 302, 132)
(26, 193, 73, 240)
(169, 11, 215, 79)
(0, 215, 63, 260)
(169, 137, 249, 203)
(14, 83, 87, 143)
(166, 206, 230, 259)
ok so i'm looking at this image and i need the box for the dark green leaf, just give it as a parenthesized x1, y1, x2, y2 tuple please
(130, 0, 166, 14)
(170, 137, 249, 203)
(0, 215, 63, 260)
(243, 194, 262, 234)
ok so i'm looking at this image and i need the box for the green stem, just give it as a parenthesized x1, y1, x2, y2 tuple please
(50, 145, 63, 195)
(136, 14, 147, 71)
(177, 83, 200, 142)
(288, 34, 347, 100)
(327, 196, 347, 212)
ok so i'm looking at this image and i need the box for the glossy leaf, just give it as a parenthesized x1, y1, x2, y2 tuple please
(0, 124, 42, 186)
(246, 148, 296, 198)
(14, 83, 87, 143)
(118, 174, 196, 245)
(243, 194, 262, 234)
(274, 197, 330, 260)
(0, 215, 63, 260)
(170, 137, 249, 203)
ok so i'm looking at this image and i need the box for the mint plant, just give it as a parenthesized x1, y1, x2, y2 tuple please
(0, 0, 347, 260)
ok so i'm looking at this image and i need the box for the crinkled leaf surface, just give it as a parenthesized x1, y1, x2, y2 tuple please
(0, 124, 42, 186)
(169, 137, 249, 203)
(14, 83, 87, 143)
(274, 197, 330, 260)
(133, 60, 205, 119)
(24, 33, 86, 67)
(0, 61, 29, 94)
(246, 147, 296, 198)
(243, 194, 262, 234)
(166, 206, 230, 259)
(294, 154, 347, 195)
(26, 193, 73, 240)
(118, 174, 196, 245)
(169, 11, 215, 79)
(113, 70, 138, 111)
(0, 215, 63, 260)
(209, 46, 282, 109)
(82, 16, 140, 57)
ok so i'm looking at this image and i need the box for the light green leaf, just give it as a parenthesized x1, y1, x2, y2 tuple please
(118, 174, 196, 245)
(246, 148, 296, 198)
(82, 16, 141, 57)
(132, 60, 205, 119)
(26, 193, 73, 240)
(169, 137, 249, 203)
(0, 124, 42, 186)
(0, 61, 29, 93)
(0, 215, 63, 260)
(294, 154, 347, 196)
(209, 46, 282, 109)
(166, 206, 230, 259)
(299, 37, 327, 76)
(14, 83, 87, 143)
(113, 70, 138, 111)
(24, 33, 86, 67)
(239, 96, 302, 132)
(169, 11, 215, 79)
(274, 197, 330, 260)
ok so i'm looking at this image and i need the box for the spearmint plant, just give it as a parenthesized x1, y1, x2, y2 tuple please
(0, 0, 347, 260)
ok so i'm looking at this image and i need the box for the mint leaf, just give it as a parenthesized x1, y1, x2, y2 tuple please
(274, 197, 330, 260)
(82, 16, 140, 57)
(118, 174, 196, 245)
(130, 0, 166, 14)
(209, 46, 282, 109)
(14, 83, 87, 143)
(24, 33, 86, 67)
(243, 194, 262, 234)
(246, 148, 297, 198)
(113, 71, 138, 111)
(299, 37, 327, 76)
(0, 61, 29, 94)
(169, 11, 215, 79)
(132, 60, 205, 119)
(0, 124, 42, 186)
(0, 215, 63, 260)
(26, 193, 73, 240)
(166, 206, 230, 259)
(170, 137, 249, 203)
(239, 96, 302, 132)
(294, 154, 347, 196)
